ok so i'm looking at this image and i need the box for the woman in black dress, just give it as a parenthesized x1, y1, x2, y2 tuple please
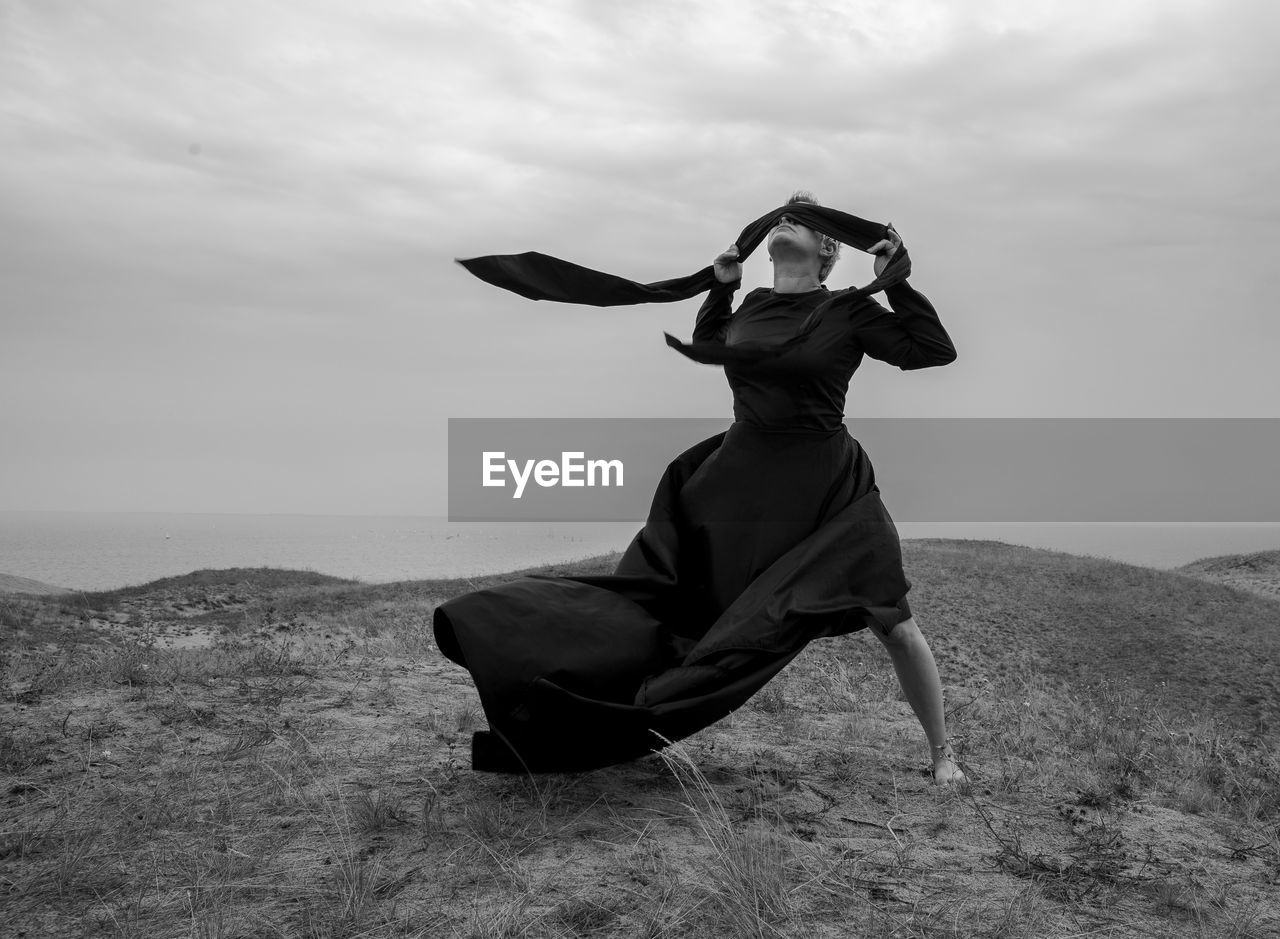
(435, 192, 964, 784)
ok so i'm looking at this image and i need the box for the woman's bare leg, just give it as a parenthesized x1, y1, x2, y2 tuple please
(871, 616, 965, 784)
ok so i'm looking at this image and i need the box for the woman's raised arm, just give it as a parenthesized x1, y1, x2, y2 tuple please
(849, 282, 957, 370)
(692, 245, 743, 343)
(848, 227, 956, 370)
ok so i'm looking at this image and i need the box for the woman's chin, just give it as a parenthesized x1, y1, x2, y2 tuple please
(767, 237, 811, 263)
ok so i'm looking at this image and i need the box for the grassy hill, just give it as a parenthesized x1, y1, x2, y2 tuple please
(0, 571, 69, 595)
(900, 540, 1280, 734)
(1176, 548, 1280, 603)
(1, 542, 1277, 937)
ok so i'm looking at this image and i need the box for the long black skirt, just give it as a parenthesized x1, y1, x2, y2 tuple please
(432, 423, 912, 773)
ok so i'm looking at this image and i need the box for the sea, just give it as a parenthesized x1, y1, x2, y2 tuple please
(2, 512, 1280, 592)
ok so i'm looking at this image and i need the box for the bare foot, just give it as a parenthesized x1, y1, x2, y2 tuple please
(932, 753, 967, 786)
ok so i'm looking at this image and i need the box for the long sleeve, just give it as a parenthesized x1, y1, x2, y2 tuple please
(691, 277, 740, 343)
(848, 280, 956, 371)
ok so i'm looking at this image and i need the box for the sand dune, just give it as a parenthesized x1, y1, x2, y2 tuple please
(1176, 548, 1280, 602)
(0, 571, 68, 595)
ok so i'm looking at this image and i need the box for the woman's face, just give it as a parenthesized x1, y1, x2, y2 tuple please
(766, 214, 827, 262)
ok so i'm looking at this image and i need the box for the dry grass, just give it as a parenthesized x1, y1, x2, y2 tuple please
(2, 543, 1279, 937)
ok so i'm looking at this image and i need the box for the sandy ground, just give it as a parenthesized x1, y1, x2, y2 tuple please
(2, 547, 1278, 937)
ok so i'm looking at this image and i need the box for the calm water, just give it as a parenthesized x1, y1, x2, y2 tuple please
(2, 512, 1279, 592)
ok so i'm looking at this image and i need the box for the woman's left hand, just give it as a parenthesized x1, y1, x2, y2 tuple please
(866, 223, 902, 277)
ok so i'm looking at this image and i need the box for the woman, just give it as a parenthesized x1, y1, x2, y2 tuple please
(435, 192, 964, 784)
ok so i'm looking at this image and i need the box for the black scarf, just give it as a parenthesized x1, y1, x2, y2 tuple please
(456, 203, 912, 365)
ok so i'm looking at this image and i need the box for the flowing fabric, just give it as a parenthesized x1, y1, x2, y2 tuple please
(433, 426, 911, 773)
(455, 203, 912, 365)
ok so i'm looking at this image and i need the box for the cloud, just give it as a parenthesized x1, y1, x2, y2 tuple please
(1, 0, 1277, 513)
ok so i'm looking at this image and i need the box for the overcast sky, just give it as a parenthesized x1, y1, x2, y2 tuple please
(2, 0, 1277, 515)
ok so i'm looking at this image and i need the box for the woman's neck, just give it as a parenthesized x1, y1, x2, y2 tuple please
(772, 266, 823, 294)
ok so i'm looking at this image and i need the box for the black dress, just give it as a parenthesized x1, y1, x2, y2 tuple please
(433, 274, 956, 773)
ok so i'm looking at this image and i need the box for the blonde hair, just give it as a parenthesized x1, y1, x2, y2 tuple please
(786, 190, 840, 282)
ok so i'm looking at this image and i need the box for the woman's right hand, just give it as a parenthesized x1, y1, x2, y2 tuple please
(713, 245, 742, 283)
